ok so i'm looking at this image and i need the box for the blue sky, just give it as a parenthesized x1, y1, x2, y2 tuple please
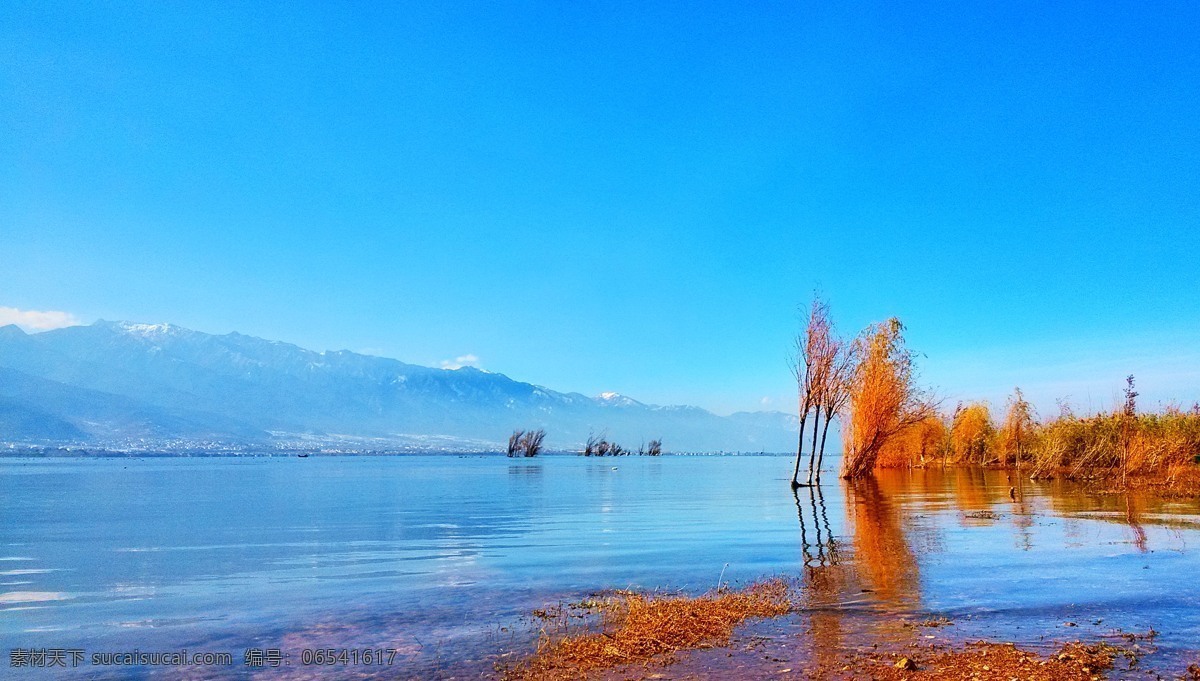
(2, 0, 1198, 416)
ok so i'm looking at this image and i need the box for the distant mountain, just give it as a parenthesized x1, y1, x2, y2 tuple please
(0, 321, 801, 452)
(0, 366, 265, 442)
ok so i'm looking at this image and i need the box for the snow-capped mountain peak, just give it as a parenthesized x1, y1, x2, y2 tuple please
(596, 392, 644, 407)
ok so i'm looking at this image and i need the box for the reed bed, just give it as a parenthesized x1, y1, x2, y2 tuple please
(1030, 411, 1200, 478)
(872, 402, 1200, 491)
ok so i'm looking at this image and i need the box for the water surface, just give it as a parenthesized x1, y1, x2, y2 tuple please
(2, 456, 1198, 678)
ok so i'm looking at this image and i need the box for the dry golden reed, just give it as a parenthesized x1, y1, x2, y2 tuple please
(858, 378, 1200, 488)
(508, 580, 792, 679)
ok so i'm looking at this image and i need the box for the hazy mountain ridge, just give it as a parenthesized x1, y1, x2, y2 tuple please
(0, 321, 800, 452)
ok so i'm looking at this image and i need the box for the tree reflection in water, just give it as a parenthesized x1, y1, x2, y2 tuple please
(794, 484, 849, 669)
(792, 476, 924, 665)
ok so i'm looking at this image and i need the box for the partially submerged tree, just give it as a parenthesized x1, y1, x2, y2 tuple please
(813, 334, 856, 483)
(507, 428, 546, 457)
(803, 302, 841, 486)
(582, 432, 661, 456)
(840, 318, 937, 479)
(519, 428, 546, 457)
(582, 432, 620, 456)
(790, 296, 833, 488)
(584, 432, 602, 456)
(507, 429, 526, 457)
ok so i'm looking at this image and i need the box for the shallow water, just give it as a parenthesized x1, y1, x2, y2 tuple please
(1, 456, 1198, 678)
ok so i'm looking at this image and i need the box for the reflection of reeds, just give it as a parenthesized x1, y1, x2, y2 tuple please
(950, 467, 1001, 511)
(1044, 487, 1179, 551)
(1125, 495, 1148, 553)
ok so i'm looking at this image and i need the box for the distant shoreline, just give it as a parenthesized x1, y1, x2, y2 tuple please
(0, 447, 796, 458)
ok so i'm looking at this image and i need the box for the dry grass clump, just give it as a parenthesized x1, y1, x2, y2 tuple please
(507, 580, 793, 679)
(838, 640, 1126, 680)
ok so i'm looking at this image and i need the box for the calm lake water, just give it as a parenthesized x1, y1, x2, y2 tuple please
(2, 455, 1198, 678)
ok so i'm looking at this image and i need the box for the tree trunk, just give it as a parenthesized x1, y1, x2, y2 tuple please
(791, 412, 809, 487)
(815, 413, 834, 484)
(807, 407, 822, 486)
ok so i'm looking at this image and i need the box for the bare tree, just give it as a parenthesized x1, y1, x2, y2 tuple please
(814, 338, 856, 483)
(804, 301, 854, 485)
(507, 429, 525, 457)
(789, 295, 832, 488)
(518, 428, 546, 457)
(586, 432, 613, 456)
(646, 439, 663, 456)
(508, 428, 546, 457)
(583, 431, 602, 456)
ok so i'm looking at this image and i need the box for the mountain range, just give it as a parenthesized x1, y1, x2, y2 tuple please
(0, 321, 801, 453)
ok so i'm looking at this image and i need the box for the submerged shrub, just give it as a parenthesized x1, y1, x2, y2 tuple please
(506, 430, 525, 457)
(519, 429, 546, 457)
(582, 432, 661, 456)
(507, 428, 546, 457)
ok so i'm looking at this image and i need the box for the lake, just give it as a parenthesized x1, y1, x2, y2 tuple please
(2, 455, 1198, 678)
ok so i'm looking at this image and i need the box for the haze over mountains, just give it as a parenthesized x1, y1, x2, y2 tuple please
(0, 321, 800, 453)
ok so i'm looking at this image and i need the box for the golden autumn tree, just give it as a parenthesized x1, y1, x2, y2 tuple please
(950, 402, 995, 464)
(840, 318, 936, 479)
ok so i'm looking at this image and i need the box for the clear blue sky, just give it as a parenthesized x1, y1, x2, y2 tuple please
(2, 1, 1198, 416)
